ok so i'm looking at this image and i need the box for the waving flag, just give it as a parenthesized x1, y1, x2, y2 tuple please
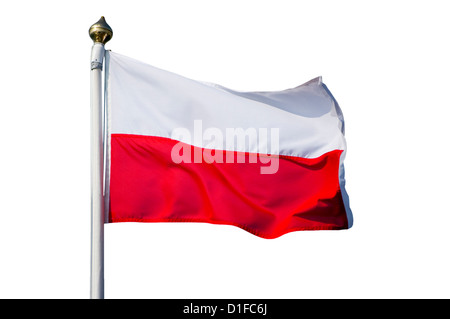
(104, 51, 352, 238)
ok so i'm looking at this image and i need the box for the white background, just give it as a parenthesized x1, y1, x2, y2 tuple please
(0, 0, 449, 299)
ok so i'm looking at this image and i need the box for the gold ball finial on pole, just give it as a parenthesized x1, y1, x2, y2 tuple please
(89, 16, 113, 44)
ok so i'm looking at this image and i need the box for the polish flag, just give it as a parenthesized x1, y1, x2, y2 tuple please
(104, 51, 352, 238)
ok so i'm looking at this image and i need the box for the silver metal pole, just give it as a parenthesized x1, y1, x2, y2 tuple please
(89, 17, 112, 299)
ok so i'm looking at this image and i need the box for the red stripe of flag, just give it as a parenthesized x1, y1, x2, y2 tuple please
(108, 134, 348, 239)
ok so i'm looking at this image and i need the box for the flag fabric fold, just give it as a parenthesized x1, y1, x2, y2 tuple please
(104, 51, 352, 238)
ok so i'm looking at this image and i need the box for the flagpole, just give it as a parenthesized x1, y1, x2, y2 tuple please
(89, 16, 112, 299)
